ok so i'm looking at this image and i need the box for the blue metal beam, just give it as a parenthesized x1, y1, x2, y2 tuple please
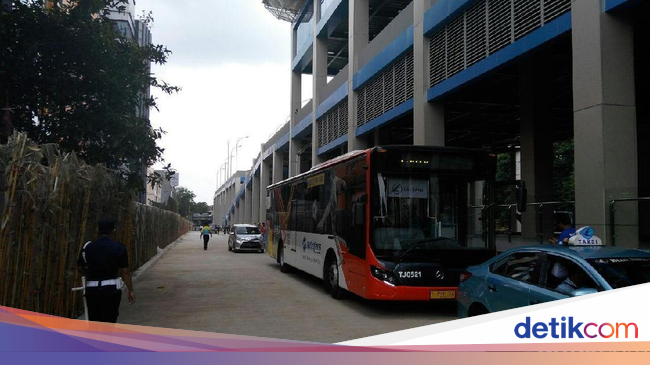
(355, 98, 414, 137)
(316, 0, 347, 38)
(317, 134, 348, 156)
(604, 0, 644, 11)
(316, 82, 348, 119)
(292, 43, 313, 72)
(423, 0, 479, 36)
(292, 113, 313, 139)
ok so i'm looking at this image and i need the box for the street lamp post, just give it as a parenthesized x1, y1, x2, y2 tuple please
(232, 136, 249, 173)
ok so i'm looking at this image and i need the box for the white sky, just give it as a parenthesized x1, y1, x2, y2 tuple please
(136, 0, 313, 203)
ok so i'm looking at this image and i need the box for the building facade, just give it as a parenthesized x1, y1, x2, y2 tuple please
(216, 0, 649, 248)
(157, 170, 180, 204)
(146, 166, 162, 205)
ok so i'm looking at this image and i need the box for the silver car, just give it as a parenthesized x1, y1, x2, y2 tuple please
(228, 224, 264, 253)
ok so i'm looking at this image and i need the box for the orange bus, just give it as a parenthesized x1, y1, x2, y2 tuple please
(266, 146, 497, 301)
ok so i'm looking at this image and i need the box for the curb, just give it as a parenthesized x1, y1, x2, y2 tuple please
(132, 234, 185, 282)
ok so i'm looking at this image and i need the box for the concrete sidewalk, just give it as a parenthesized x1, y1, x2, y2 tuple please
(116, 232, 455, 343)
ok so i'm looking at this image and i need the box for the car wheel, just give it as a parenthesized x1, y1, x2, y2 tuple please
(279, 244, 290, 273)
(325, 257, 345, 299)
(468, 303, 489, 317)
(228, 241, 232, 251)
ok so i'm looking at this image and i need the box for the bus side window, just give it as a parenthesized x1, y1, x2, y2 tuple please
(292, 181, 307, 232)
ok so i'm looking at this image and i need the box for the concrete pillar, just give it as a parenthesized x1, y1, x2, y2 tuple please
(572, 0, 638, 247)
(509, 149, 521, 233)
(347, 0, 369, 151)
(261, 158, 271, 223)
(221, 192, 225, 225)
(230, 185, 235, 223)
(290, 137, 301, 177)
(290, 25, 302, 177)
(519, 58, 555, 242)
(469, 181, 484, 248)
(272, 150, 284, 184)
(414, 0, 445, 146)
(217, 193, 222, 225)
(244, 186, 252, 223)
(252, 171, 260, 223)
(312, 0, 327, 165)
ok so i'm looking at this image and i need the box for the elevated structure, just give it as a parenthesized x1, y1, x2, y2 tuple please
(263, 0, 307, 22)
(219, 0, 650, 248)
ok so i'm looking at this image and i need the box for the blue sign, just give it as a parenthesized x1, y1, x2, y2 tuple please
(582, 226, 595, 240)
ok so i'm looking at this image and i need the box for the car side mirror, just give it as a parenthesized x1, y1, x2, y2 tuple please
(571, 288, 598, 297)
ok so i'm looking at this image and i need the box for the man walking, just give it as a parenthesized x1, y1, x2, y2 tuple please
(260, 222, 267, 253)
(77, 218, 135, 323)
(200, 224, 212, 250)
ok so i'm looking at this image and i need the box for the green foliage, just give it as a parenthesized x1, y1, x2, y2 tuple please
(193, 202, 210, 214)
(175, 187, 196, 218)
(553, 139, 575, 205)
(495, 153, 513, 183)
(166, 196, 179, 213)
(0, 0, 179, 190)
(494, 152, 515, 231)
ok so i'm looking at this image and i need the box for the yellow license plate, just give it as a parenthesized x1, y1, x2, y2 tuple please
(430, 290, 456, 300)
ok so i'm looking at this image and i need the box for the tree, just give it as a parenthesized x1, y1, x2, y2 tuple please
(193, 202, 210, 214)
(174, 187, 196, 218)
(0, 0, 179, 189)
(165, 196, 179, 214)
(553, 140, 575, 206)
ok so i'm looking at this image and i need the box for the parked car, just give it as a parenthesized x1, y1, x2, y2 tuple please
(228, 224, 264, 253)
(457, 227, 650, 317)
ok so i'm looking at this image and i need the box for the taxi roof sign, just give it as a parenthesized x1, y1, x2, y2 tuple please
(568, 226, 605, 246)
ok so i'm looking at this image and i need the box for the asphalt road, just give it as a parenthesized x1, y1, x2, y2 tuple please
(117, 232, 457, 343)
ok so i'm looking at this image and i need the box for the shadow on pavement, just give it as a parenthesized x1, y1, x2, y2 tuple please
(262, 262, 457, 319)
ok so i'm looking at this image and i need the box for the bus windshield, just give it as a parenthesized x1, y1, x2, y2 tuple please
(373, 174, 487, 259)
(370, 147, 493, 261)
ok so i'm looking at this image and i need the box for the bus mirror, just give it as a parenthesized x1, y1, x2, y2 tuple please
(353, 202, 365, 225)
(516, 181, 527, 213)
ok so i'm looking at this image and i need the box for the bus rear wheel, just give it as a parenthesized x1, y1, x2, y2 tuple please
(325, 257, 345, 299)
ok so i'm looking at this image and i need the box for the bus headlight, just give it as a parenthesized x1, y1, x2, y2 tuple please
(371, 266, 398, 286)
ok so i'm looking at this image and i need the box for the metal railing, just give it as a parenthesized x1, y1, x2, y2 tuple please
(470, 201, 575, 244)
(609, 197, 650, 247)
(524, 201, 575, 244)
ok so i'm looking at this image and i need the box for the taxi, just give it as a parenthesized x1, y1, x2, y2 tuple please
(457, 227, 650, 318)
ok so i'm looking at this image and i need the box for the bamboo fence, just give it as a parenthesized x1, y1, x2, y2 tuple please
(0, 133, 191, 318)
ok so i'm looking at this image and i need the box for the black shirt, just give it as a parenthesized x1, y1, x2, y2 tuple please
(77, 236, 129, 281)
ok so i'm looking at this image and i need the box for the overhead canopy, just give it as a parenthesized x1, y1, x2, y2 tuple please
(262, 0, 307, 22)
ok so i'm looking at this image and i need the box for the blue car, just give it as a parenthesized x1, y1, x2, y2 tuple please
(457, 228, 650, 318)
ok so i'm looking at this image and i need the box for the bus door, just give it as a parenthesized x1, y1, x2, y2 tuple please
(333, 159, 367, 293)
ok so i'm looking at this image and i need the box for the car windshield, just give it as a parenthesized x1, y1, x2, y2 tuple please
(236, 226, 260, 235)
(587, 257, 650, 289)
